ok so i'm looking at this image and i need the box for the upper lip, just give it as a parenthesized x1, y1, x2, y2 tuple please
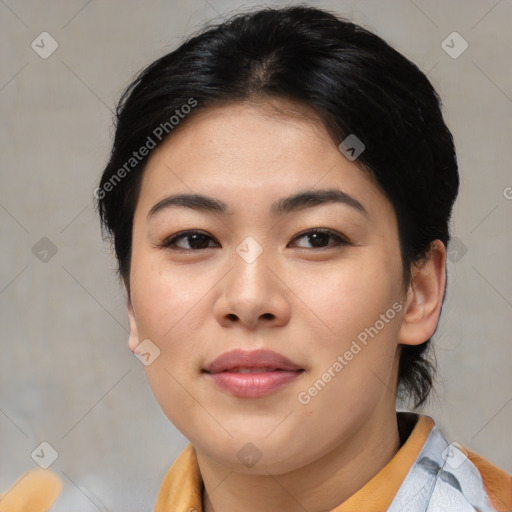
(203, 349, 304, 374)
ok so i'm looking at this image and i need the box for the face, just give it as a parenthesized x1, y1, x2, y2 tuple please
(127, 100, 409, 474)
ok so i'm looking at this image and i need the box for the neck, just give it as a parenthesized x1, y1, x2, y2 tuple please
(199, 406, 401, 512)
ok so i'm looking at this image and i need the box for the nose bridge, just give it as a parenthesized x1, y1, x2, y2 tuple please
(230, 235, 271, 297)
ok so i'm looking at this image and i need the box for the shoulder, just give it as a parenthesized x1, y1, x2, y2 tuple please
(460, 445, 512, 512)
(0, 468, 62, 510)
(389, 414, 511, 512)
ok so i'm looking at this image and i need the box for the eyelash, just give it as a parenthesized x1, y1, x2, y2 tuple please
(157, 228, 351, 252)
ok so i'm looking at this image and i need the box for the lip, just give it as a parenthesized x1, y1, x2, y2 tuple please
(202, 349, 304, 398)
(204, 349, 303, 373)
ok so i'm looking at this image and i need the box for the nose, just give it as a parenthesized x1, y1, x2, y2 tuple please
(213, 245, 291, 330)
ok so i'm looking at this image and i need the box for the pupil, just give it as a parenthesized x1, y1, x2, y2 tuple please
(189, 234, 210, 249)
(309, 232, 328, 247)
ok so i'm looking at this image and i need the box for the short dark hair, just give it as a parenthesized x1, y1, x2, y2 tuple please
(97, 5, 459, 408)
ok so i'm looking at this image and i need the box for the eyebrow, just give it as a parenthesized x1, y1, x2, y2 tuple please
(147, 188, 368, 220)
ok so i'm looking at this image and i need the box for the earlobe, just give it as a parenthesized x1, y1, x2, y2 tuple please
(398, 240, 447, 347)
(127, 298, 140, 353)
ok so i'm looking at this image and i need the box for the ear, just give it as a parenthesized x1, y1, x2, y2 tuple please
(398, 240, 446, 346)
(127, 297, 140, 353)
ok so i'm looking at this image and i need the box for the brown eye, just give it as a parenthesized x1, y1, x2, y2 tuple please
(291, 229, 350, 249)
(160, 230, 218, 250)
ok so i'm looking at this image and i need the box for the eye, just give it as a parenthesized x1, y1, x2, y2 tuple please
(158, 228, 350, 252)
(289, 228, 351, 249)
(158, 230, 218, 251)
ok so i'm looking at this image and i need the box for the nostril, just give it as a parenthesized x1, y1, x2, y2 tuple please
(227, 313, 238, 321)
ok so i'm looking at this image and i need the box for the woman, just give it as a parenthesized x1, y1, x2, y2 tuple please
(2, 5, 510, 511)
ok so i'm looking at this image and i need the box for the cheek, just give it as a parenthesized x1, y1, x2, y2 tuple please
(129, 255, 215, 416)
(296, 254, 402, 344)
(130, 253, 201, 341)
(130, 261, 208, 431)
(294, 251, 403, 401)
(293, 268, 402, 444)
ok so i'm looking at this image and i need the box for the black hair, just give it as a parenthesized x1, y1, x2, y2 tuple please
(96, 5, 459, 408)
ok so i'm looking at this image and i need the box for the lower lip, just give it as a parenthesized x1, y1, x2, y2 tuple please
(205, 370, 303, 398)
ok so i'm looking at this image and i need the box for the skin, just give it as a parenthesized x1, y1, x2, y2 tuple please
(126, 99, 446, 512)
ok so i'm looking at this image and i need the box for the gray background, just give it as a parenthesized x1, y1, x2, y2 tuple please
(1, 0, 511, 510)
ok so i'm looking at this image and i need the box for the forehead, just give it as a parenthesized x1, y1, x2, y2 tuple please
(153, 99, 335, 167)
(135, 99, 391, 223)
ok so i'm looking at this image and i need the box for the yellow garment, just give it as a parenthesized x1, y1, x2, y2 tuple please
(0, 469, 62, 512)
(155, 414, 512, 512)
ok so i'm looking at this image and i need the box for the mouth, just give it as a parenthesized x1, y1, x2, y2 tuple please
(202, 349, 305, 398)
